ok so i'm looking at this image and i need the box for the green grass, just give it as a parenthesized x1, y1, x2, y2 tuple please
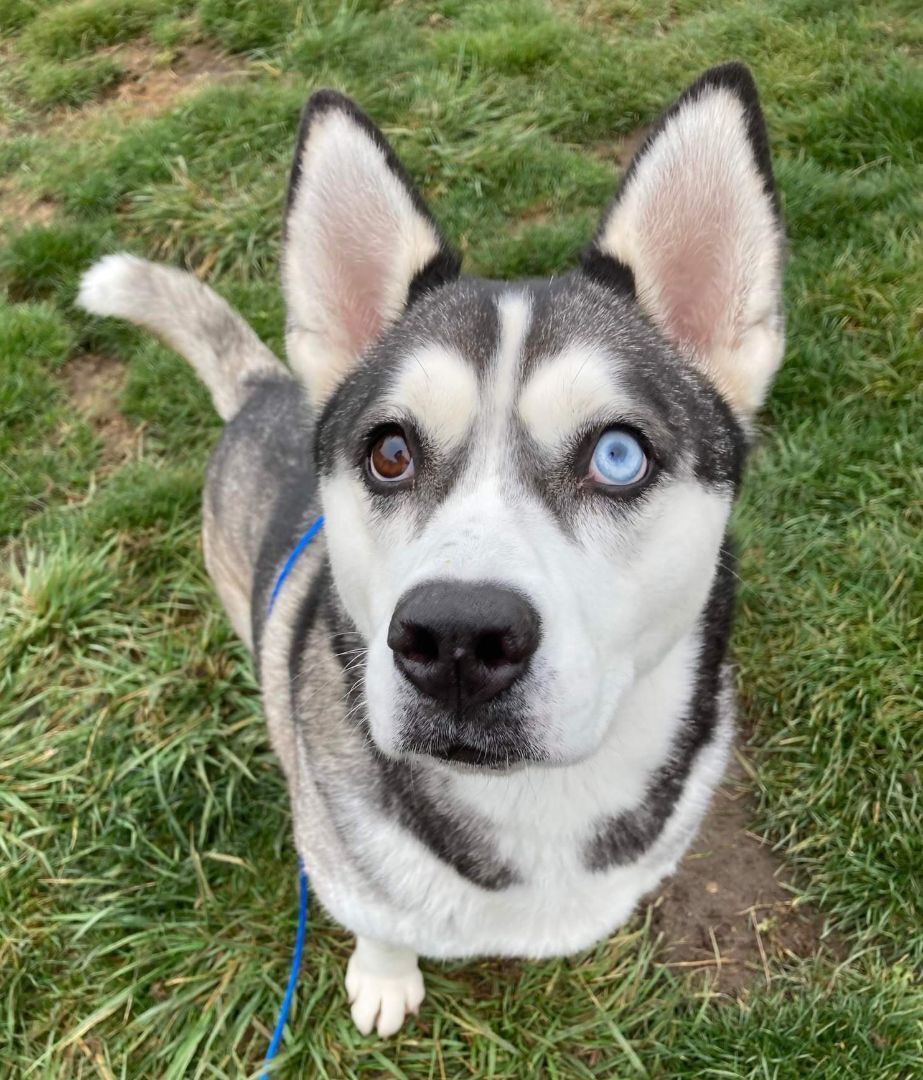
(1, 0, 921, 1075)
(20, 54, 125, 109)
(19, 0, 193, 61)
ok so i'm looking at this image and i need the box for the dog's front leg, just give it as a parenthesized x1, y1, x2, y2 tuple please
(345, 937, 425, 1037)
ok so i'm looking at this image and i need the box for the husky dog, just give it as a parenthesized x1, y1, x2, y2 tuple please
(78, 62, 784, 1037)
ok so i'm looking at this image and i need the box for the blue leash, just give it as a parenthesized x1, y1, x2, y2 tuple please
(260, 866, 308, 1077)
(260, 516, 324, 1078)
(267, 515, 325, 615)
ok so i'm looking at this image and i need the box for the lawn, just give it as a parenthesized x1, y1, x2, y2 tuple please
(1, 0, 921, 1076)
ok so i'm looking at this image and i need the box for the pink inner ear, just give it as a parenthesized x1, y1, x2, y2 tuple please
(321, 209, 397, 360)
(645, 195, 743, 359)
(597, 83, 783, 412)
(336, 249, 389, 359)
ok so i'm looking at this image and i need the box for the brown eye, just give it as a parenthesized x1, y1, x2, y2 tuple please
(369, 427, 414, 483)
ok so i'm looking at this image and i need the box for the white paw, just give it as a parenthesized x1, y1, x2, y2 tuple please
(345, 940, 425, 1037)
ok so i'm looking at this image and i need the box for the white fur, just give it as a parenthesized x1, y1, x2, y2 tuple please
(480, 291, 532, 462)
(597, 86, 784, 415)
(283, 109, 444, 406)
(260, 534, 329, 783)
(85, 72, 784, 1040)
(305, 281, 738, 996)
(384, 344, 480, 450)
(329, 289, 734, 768)
(77, 253, 141, 318)
(358, 472, 730, 763)
(517, 343, 625, 449)
(346, 938, 425, 1037)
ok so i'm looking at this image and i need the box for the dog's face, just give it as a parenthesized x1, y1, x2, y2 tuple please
(282, 67, 784, 769)
(314, 278, 748, 769)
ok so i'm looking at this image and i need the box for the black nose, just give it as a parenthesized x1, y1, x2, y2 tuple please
(388, 582, 541, 708)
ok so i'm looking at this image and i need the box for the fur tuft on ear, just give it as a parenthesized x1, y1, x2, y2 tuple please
(583, 63, 785, 418)
(282, 90, 460, 406)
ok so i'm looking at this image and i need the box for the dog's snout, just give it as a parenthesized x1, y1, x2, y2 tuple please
(388, 582, 541, 708)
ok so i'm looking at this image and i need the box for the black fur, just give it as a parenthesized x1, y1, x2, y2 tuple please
(521, 275, 748, 502)
(237, 68, 771, 898)
(375, 756, 519, 891)
(203, 375, 320, 667)
(239, 382, 320, 660)
(314, 272, 746, 548)
(407, 250, 464, 306)
(579, 247, 636, 298)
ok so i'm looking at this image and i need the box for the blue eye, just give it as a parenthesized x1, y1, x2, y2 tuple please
(588, 428, 649, 487)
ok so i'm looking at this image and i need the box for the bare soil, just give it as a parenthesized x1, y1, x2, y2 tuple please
(0, 181, 57, 227)
(1, 41, 244, 224)
(59, 353, 140, 465)
(591, 125, 651, 170)
(97, 40, 242, 118)
(650, 754, 831, 995)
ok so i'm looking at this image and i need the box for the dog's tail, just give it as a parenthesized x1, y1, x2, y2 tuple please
(77, 254, 287, 421)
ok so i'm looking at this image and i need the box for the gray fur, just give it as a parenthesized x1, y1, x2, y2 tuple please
(77, 254, 285, 420)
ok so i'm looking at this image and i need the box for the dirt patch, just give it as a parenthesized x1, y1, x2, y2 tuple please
(2, 41, 243, 226)
(591, 125, 651, 170)
(0, 181, 57, 227)
(516, 199, 553, 226)
(616, 125, 650, 167)
(34, 40, 245, 130)
(650, 755, 831, 995)
(99, 41, 242, 118)
(59, 353, 140, 465)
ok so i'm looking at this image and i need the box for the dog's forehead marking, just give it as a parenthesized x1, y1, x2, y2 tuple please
(517, 344, 625, 449)
(386, 342, 480, 449)
(477, 290, 533, 467)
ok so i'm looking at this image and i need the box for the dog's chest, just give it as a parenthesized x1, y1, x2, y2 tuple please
(313, 723, 726, 961)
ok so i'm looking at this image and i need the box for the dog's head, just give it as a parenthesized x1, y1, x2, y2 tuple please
(281, 65, 784, 770)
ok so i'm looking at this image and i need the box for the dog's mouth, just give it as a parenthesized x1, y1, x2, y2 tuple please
(392, 697, 538, 772)
(424, 742, 531, 773)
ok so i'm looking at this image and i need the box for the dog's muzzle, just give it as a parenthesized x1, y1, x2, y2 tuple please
(387, 580, 541, 767)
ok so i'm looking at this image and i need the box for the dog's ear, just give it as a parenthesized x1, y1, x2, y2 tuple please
(583, 63, 784, 417)
(282, 90, 460, 405)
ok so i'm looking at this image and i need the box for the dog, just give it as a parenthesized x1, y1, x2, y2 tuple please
(78, 61, 784, 1037)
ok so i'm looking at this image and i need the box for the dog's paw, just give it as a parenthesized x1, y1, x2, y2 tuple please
(345, 937, 425, 1037)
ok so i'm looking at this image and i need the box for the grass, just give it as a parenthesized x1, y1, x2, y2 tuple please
(1, 0, 921, 1075)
